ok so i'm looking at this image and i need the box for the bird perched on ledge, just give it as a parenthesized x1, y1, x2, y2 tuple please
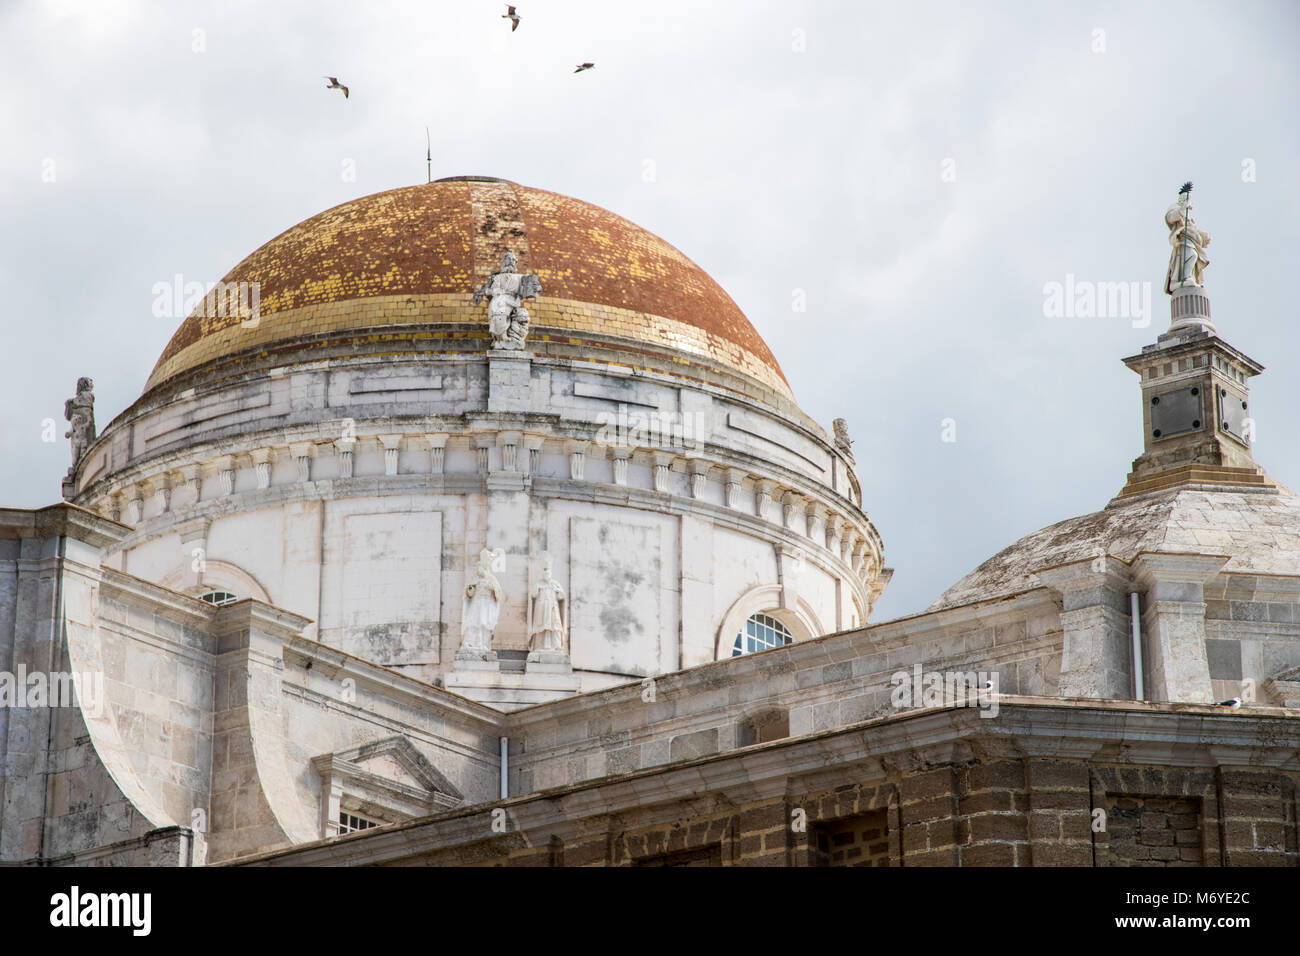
(1217, 697, 1242, 709)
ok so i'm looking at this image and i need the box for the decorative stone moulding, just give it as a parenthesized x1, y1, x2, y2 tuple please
(379, 435, 402, 476)
(612, 449, 631, 487)
(689, 460, 710, 499)
(524, 434, 545, 475)
(498, 431, 522, 473)
(569, 441, 588, 481)
(652, 453, 674, 494)
(805, 504, 822, 541)
(726, 470, 745, 510)
(290, 442, 314, 483)
(252, 448, 273, 489)
(180, 465, 200, 501)
(782, 492, 801, 530)
(825, 515, 843, 556)
(335, 441, 355, 479)
(426, 433, 449, 474)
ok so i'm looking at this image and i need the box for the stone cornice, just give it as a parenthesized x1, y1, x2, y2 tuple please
(14, 503, 132, 549)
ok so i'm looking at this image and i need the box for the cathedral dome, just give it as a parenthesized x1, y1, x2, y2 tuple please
(143, 177, 791, 402)
(930, 485, 1300, 610)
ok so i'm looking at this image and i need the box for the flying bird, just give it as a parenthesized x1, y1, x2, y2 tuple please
(574, 62, 595, 73)
(324, 76, 349, 98)
(1217, 697, 1242, 709)
(502, 5, 520, 31)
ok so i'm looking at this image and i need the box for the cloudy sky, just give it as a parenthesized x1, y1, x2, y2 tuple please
(3, 0, 1297, 620)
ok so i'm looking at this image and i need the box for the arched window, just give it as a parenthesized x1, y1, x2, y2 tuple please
(199, 590, 238, 607)
(731, 612, 793, 657)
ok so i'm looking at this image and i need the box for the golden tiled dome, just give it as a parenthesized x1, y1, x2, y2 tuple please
(144, 178, 791, 399)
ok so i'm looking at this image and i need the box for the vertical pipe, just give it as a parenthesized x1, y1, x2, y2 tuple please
(1130, 591, 1144, 701)
(500, 737, 508, 800)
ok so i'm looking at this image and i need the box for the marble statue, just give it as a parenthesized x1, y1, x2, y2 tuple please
(1164, 183, 1211, 293)
(460, 548, 505, 657)
(473, 251, 541, 350)
(833, 418, 854, 462)
(64, 377, 96, 473)
(529, 552, 567, 654)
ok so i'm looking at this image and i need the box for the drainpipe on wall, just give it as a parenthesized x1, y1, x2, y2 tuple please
(1130, 591, 1145, 701)
(500, 737, 508, 800)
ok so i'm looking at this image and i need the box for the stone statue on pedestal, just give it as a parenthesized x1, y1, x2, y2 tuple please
(459, 548, 505, 660)
(832, 418, 854, 462)
(528, 552, 567, 655)
(473, 251, 541, 350)
(64, 377, 96, 475)
(1164, 182, 1211, 294)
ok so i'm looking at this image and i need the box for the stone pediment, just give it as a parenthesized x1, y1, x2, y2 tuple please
(1263, 663, 1300, 708)
(311, 736, 462, 835)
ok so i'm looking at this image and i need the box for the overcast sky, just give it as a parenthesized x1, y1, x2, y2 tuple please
(3, 0, 1297, 620)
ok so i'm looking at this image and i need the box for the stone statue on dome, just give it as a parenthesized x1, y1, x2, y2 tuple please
(832, 418, 854, 462)
(1164, 182, 1211, 294)
(528, 552, 567, 656)
(473, 251, 541, 350)
(459, 548, 505, 659)
(64, 377, 96, 474)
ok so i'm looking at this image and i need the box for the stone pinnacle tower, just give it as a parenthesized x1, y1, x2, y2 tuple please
(1113, 183, 1276, 500)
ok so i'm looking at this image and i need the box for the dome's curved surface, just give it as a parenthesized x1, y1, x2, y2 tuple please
(931, 486, 1300, 610)
(144, 177, 791, 399)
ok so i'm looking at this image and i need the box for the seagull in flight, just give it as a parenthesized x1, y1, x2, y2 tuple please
(1217, 697, 1242, 709)
(324, 76, 349, 98)
(574, 62, 595, 74)
(502, 5, 521, 31)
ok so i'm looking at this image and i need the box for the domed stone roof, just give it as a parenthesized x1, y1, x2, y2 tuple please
(931, 485, 1300, 610)
(144, 177, 791, 400)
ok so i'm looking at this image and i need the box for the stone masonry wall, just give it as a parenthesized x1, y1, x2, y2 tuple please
(368, 759, 1298, 868)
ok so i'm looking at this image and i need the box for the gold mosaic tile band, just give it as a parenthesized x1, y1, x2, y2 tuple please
(143, 294, 794, 399)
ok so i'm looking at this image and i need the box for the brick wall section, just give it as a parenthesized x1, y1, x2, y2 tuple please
(1218, 770, 1299, 866)
(812, 810, 890, 866)
(899, 768, 960, 865)
(957, 761, 1030, 866)
(1025, 759, 1094, 866)
(1090, 768, 1224, 866)
(1100, 795, 1203, 866)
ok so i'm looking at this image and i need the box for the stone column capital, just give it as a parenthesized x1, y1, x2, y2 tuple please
(1129, 551, 1230, 590)
(1034, 555, 1133, 605)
